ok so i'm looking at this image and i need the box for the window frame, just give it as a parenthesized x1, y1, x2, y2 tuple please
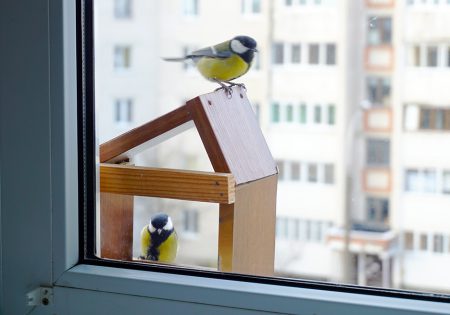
(67, 0, 450, 314)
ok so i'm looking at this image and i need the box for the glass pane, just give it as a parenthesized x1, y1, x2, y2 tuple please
(291, 162, 301, 180)
(286, 104, 294, 122)
(299, 103, 307, 124)
(326, 43, 336, 65)
(308, 164, 318, 182)
(404, 232, 414, 250)
(314, 105, 322, 123)
(291, 44, 301, 63)
(308, 44, 320, 64)
(366, 138, 390, 166)
(94, 0, 450, 296)
(426, 46, 438, 67)
(327, 105, 335, 125)
(273, 43, 284, 64)
(272, 103, 280, 122)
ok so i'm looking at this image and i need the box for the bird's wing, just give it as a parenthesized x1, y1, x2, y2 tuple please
(188, 41, 232, 59)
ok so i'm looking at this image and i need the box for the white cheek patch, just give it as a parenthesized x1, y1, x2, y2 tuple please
(148, 223, 156, 233)
(164, 217, 173, 231)
(231, 39, 249, 54)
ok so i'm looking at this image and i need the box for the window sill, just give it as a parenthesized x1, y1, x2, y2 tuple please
(55, 264, 450, 314)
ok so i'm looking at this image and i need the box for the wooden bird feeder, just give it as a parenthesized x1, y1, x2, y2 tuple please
(99, 87, 278, 276)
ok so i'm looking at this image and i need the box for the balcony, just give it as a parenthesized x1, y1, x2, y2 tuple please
(365, 45, 394, 71)
(363, 167, 391, 193)
(364, 107, 392, 133)
(366, 0, 395, 9)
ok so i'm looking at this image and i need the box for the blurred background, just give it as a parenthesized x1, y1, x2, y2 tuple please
(95, 0, 450, 293)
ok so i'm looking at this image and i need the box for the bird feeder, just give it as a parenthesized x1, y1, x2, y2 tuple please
(99, 87, 278, 276)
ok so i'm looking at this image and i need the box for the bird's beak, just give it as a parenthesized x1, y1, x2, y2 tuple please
(157, 229, 162, 235)
(253, 48, 258, 52)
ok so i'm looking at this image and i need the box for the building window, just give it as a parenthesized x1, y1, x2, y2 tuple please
(404, 232, 414, 250)
(114, 0, 132, 19)
(299, 103, 307, 124)
(183, 0, 199, 16)
(325, 43, 336, 65)
(366, 138, 390, 167)
(447, 47, 450, 67)
(182, 46, 196, 70)
(420, 108, 432, 129)
(272, 43, 284, 65)
(419, 233, 428, 251)
(367, 76, 391, 107)
(367, 16, 392, 45)
(405, 169, 420, 192)
(443, 171, 450, 194)
(114, 98, 133, 123)
(314, 105, 322, 124)
(276, 217, 289, 239)
(426, 46, 438, 67)
(405, 169, 437, 193)
(252, 102, 260, 123)
(308, 44, 320, 65)
(277, 160, 285, 180)
(291, 162, 301, 180)
(433, 234, 444, 253)
(182, 210, 199, 233)
(324, 164, 334, 184)
(423, 170, 437, 192)
(308, 164, 318, 182)
(285, 0, 293, 5)
(414, 106, 450, 131)
(412, 45, 421, 66)
(253, 51, 261, 70)
(327, 105, 336, 125)
(286, 104, 294, 122)
(242, 0, 261, 14)
(114, 45, 131, 69)
(366, 197, 389, 224)
(291, 44, 301, 64)
(271, 103, 280, 122)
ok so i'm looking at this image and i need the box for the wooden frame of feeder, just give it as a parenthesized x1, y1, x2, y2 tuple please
(99, 87, 278, 276)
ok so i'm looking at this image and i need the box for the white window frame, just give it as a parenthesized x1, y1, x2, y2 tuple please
(2, 1, 449, 313)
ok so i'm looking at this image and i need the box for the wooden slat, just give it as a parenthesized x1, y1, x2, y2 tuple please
(100, 192, 134, 260)
(100, 164, 235, 204)
(218, 174, 277, 276)
(188, 87, 277, 185)
(100, 104, 192, 163)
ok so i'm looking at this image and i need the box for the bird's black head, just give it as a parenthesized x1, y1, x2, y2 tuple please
(230, 35, 258, 63)
(149, 213, 173, 236)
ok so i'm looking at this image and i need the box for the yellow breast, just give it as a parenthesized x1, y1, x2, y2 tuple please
(140, 225, 178, 263)
(196, 54, 250, 81)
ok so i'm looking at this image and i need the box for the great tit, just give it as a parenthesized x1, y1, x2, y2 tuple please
(164, 35, 258, 96)
(140, 213, 178, 263)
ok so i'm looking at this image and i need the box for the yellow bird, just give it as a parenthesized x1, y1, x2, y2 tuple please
(140, 213, 178, 263)
(164, 35, 258, 96)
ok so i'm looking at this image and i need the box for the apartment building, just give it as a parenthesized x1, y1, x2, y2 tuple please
(95, 0, 450, 292)
(392, 0, 450, 292)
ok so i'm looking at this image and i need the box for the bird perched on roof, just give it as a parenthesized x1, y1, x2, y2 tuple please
(140, 213, 178, 263)
(163, 35, 258, 97)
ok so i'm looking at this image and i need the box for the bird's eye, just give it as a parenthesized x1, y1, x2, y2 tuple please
(164, 217, 173, 231)
(148, 223, 156, 233)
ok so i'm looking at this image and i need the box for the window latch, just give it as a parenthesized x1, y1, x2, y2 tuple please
(26, 286, 53, 306)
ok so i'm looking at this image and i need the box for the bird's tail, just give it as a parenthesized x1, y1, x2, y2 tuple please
(162, 57, 188, 62)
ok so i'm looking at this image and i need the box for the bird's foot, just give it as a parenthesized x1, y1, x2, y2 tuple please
(225, 81, 246, 92)
(213, 79, 233, 99)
